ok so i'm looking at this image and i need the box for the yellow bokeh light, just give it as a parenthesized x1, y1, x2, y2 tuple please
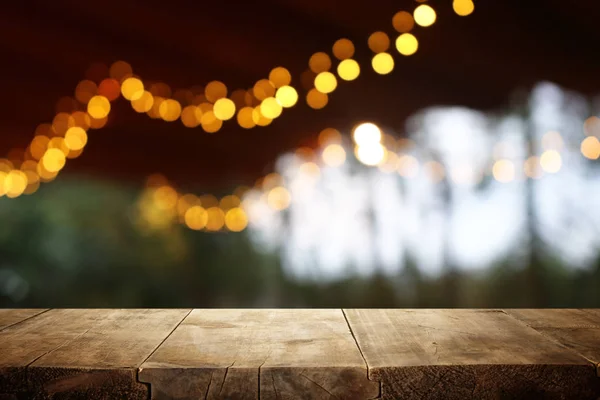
(88, 115, 108, 129)
(262, 173, 283, 191)
(4, 170, 28, 198)
(147, 96, 165, 119)
(453, 0, 475, 16)
(309, 52, 332, 73)
(87, 95, 111, 119)
(306, 89, 328, 110)
(414, 4, 436, 27)
(213, 98, 236, 121)
(205, 207, 226, 231)
(356, 143, 386, 166)
(396, 33, 419, 56)
(353, 122, 382, 146)
(314, 72, 337, 94)
(318, 128, 342, 147)
(225, 207, 248, 232)
(205, 81, 228, 103)
(269, 67, 292, 88)
(267, 186, 291, 211)
(30, 136, 50, 160)
(0, 171, 6, 197)
(177, 193, 200, 218)
(181, 106, 200, 128)
(42, 148, 66, 173)
(121, 77, 144, 101)
(64, 127, 88, 151)
(252, 106, 273, 126)
(275, 86, 298, 108)
(71, 111, 91, 130)
(368, 32, 390, 53)
(524, 156, 543, 179)
(392, 11, 415, 33)
(48, 137, 70, 156)
(153, 186, 178, 210)
(332, 38, 355, 60)
(581, 136, 600, 160)
(52, 112, 75, 136)
(492, 159, 516, 183)
(540, 150, 562, 173)
(322, 144, 346, 167)
(220, 195, 241, 211)
(397, 154, 420, 178)
(185, 206, 208, 230)
(37, 161, 58, 182)
(131, 91, 154, 113)
(372, 52, 395, 74)
(202, 117, 223, 133)
(253, 79, 275, 101)
(159, 99, 182, 122)
(237, 107, 256, 129)
(260, 97, 283, 119)
(337, 59, 360, 81)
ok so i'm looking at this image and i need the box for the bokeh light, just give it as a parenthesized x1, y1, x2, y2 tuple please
(213, 98, 236, 121)
(414, 4, 437, 27)
(42, 148, 66, 173)
(372, 52, 395, 74)
(109, 60, 133, 82)
(74, 80, 97, 104)
(260, 97, 283, 119)
(269, 67, 292, 88)
(524, 156, 543, 179)
(98, 78, 121, 101)
(225, 207, 248, 232)
(397, 154, 420, 178)
(267, 186, 291, 211)
(253, 79, 276, 101)
(309, 52, 332, 73)
(541, 131, 564, 151)
(314, 72, 337, 94)
(205, 81, 228, 103)
(332, 38, 355, 60)
(322, 144, 346, 167)
(453, 0, 475, 16)
(337, 59, 360, 81)
(581, 136, 600, 160)
(392, 11, 415, 33)
(318, 128, 342, 147)
(492, 159, 516, 183)
(368, 32, 390, 53)
(185, 206, 208, 230)
(181, 106, 200, 128)
(540, 150, 562, 173)
(131, 91, 154, 113)
(396, 33, 419, 56)
(356, 143, 386, 166)
(159, 99, 182, 122)
(237, 107, 256, 129)
(275, 86, 298, 108)
(121, 77, 144, 101)
(306, 89, 329, 109)
(206, 207, 226, 231)
(64, 127, 88, 151)
(87, 95, 111, 119)
(353, 122, 382, 146)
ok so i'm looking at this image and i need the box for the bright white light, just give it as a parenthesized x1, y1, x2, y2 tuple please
(352, 122, 382, 146)
(355, 143, 386, 166)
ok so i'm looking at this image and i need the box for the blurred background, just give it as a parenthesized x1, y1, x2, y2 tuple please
(1, 0, 599, 308)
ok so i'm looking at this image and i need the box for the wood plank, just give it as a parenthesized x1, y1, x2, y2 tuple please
(27, 309, 191, 399)
(0, 309, 48, 331)
(344, 309, 600, 399)
(139, 309, 379, 399)
(0, 309, 117, 397)
(506, 309, 600, 371)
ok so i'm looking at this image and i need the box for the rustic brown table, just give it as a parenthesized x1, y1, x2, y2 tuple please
(0, 309, 599, 399)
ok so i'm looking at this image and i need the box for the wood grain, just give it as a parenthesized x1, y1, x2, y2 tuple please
(344, 309, 600, 399)
(139, 309, 379, 399)
(28, 309, 191, 399)
(0, 309, 48, 331)
(506, 309, 600, 373)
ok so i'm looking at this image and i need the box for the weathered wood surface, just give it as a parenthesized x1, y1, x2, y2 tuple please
(0, 309, 47, 331)
(507, 309, 600, 372)
(139, 309, 378, 399)
(0, 309, 190, 399)
(0, 308, 599, 399)
(344, 309, 600, 399)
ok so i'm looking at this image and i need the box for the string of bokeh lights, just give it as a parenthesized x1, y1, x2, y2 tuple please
(0, 0, 475, 200)
(2, 0, 600, 234)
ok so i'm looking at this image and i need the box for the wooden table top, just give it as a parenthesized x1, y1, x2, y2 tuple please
(0, 309, 599, 399)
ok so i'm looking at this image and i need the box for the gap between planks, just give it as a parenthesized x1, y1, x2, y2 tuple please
(342, 309, 382, 400)
(0, 309, 51, 333)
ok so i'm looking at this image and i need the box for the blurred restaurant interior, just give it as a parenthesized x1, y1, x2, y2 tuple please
(0, 0, 599, 307)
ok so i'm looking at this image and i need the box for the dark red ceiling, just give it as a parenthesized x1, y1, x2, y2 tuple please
(1, 0, 599, 190)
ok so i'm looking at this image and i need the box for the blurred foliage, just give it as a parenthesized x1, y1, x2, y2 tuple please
(1, 176, 599, 308)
